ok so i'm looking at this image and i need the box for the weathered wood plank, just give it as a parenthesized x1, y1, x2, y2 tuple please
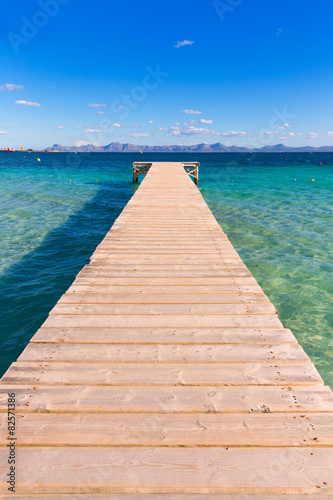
(2, 361, 322, 386)
(58, 292, 270, 304)
(2, 495, 329, 500)
(73, 277, 261, 286)
(30, 326, 297, 344)
(67, 284, 265, 294)
(76, 270, 252, 278)
(17, 342, 308, 364)
(41, 313, 284, 329)
(49, 303, 277, 315)
(2, 412, 333, 447)
(0, 447, 332, 494)
(2, 385, 332, 413)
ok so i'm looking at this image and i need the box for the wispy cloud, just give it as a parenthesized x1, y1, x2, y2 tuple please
(0, 130, 8, 135)
(328, 131, 333, 137)
(199, 119, 213, 124)
(130, 124, 140, 128)
(0, 83, 24, 92)
(148, 120, 154, 124)
(181, 109, 202, 115)
(15, 100, 40, 107)
(85, 128, 102, 134)
(97, 111, 104, 115)
(260, 131, 278, 136)
(56, 125, 64, 129)
(307, 132, 318, 139)
(173, 40, 194, 48)
(87, 103, 107, 108)
(129, 133, 153, 138)
(220, 131, 249, 137)
(279, 132, 295, 139)
(158, 127, 167, 131)
(169, 125, 219, 137)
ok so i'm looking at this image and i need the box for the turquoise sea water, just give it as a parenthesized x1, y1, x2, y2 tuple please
(0, 152, 332, 386)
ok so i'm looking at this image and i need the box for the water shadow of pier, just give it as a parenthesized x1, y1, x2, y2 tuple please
(0, 180, 134, 378)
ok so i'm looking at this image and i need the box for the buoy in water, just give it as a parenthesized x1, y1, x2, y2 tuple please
(319, 162, 322, 165)
(36, 158, 41, 162)
(311, 179, 315, 181)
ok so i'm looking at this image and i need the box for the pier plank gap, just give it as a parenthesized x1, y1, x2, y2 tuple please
(1, 161, 333, 497)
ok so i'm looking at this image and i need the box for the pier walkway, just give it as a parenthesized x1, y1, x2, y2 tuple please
(1, 161, 333, 497)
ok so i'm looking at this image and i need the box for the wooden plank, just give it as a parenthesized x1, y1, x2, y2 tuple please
(67, 284, 266, 294)
(41, 313, 284, 329)
(30, 327, 297, 344)
(2, 496, 328, 500)
(58, 292, 270, 304)
(0, 447, 332, 494)
(73, 277, 260, 285)
(2, 412, 333, 447)
(2, 361, 323, 386)
(17, 342, 308, 364)
(76, 270, 251, 278)
(49, 303, 277, 315)
(2, 385, 332, 413)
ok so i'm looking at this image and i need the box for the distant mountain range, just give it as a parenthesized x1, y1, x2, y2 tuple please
(44, 142, 333, 153)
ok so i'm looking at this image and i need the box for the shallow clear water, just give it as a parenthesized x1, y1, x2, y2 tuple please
(0, 152, 332, 386)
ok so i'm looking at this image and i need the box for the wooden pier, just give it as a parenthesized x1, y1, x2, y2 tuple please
(1, 161, 333, 497)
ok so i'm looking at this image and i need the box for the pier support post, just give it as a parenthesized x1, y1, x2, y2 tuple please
(183, 162, 199, 185)
(133, 162, 152, 183)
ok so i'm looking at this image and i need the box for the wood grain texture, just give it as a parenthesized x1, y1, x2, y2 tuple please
(17, 342, 308, 364)
(0, 447, 332, 494)
(2, 412, 332, 446)
(31, 327, 297, 344)
(2, 385, 333, 413)
(2, 361, 322, 386)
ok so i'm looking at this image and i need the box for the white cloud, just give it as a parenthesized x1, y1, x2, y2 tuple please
(158, 127, 167, 131)
(85, 128, 102, 134)
(75, 140, 88, 147)
(110, 123, 123, 128)
(275, 124, 285, 130)
(0, 130, 8, 135)
(15, 100, 41, 107)
(221, 131, 249, 137)
(307, 132, 318, 139)
(129, 133, 153, 138)
(260, 131, 277, 136)
(97, 111, 104, 115)
(148, 120, 154, 124)
(279, 132, 295, 139)
(199, 119, 213, 124)
(56, 125, 64, 129)
(173, 40, 194, 48)
(284, 123, 291, 127)
(87, 103, 107, 108)
(0, 83, 24, 92)
(328, 131, 333, 137)
(181, 109, 202, 115)
(169, 125, 219, 137)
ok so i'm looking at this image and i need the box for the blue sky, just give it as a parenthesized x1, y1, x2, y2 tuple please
(1, 0, 333, 149)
